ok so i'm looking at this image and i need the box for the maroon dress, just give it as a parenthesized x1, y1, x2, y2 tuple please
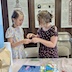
(37, 26, 58, 58)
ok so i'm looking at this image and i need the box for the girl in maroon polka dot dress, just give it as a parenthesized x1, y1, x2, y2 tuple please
(27, 10, 58, 58)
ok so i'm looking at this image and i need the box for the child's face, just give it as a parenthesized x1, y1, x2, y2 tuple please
(14, 15, 24, 26)
(39, 23, 50, 31)
(39, 23, 47, 28)
(38, 19, 47, 27)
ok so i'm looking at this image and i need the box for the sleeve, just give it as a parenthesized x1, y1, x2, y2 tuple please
(5, 27, 14, 38)
(50, 26, 58, 37)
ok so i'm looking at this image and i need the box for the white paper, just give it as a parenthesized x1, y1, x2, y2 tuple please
(34, 0, 55, 28)
(7, 0, 29, 28)
(61, 0, 72, 28)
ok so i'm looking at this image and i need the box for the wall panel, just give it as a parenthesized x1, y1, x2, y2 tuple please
(1, 0, 72, 42)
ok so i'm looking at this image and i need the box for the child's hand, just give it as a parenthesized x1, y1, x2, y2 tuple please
(32, 38, 40, 43)
(26, 33, 35, 39)
(24, 39, 32, 44)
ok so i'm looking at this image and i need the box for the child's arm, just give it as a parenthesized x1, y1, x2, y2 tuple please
(7, 38, 31, 48)
(39, 36, 58, 48)
(32, 26, 58, 48)
(32, 36, 58, 48)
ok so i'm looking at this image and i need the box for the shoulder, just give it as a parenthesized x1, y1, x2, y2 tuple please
(50, 25, 58, 36)
(37, 27, 42, 32)
(54, 26, 57, 32)
(6, 27, 14, 35)
(37, 28, 43, 35)
(51, 25, 57, 32)
(6, 27, 14, 31)
(5, 27, 14, 38)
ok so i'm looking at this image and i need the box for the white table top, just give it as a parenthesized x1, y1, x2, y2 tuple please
(12, 58, 72, 72)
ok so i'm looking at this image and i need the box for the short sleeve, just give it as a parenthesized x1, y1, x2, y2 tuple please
(50, 26, 58, 37)
(5, 27, 14, 38)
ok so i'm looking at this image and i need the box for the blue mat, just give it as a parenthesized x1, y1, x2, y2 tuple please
(18, 65, 40, 72)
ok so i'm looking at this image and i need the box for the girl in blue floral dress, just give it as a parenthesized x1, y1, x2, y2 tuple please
(5, 10, 31, 59)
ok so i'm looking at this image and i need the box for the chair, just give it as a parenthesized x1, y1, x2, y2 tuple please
(57, 32, 71, 58)
(24, 43, 39, 58)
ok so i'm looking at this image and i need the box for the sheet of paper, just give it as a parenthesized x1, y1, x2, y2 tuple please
(61, 0, 72, 28)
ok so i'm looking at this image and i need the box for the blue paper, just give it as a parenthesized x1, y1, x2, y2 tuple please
(45, 65, 54, 71)
(0, 1, 4, 48)
(18, 65, 40, 72)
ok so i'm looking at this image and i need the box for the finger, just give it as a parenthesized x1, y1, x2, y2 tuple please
(26, 34, 28, 38)
(27, 34, 30, 39)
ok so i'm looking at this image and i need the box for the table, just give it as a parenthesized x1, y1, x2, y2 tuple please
(12, 58, 72, 72)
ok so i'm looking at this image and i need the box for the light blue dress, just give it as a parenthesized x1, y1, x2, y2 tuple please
(5, 26, 25, 59)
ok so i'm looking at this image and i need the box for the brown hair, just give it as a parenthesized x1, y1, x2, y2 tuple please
(37, 10, 53, 25)
(11, 10, 24, 19)
(11, 10, 24, 27)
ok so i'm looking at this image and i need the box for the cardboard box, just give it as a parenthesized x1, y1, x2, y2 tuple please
(0, 47, 11, 72)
